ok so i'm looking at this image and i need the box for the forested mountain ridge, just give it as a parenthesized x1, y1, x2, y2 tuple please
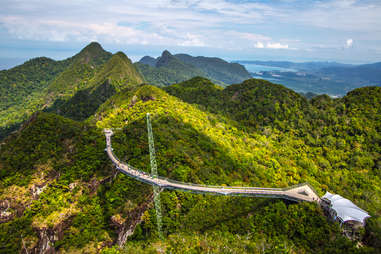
(92, 51, 144, 89)
(0, 42, 112, 139)
(0, 41, 380, 253)
(45, 51, 144, 121)
(165, 77, 308, 130)
(139, 56, 157, 67)
(43, 42, 113, 104)
(0, 42, 145, 139)
(0, 56, 74, 138)
(135, 50, 206, 87)
(95, 81, 379, 252)
(0, 112, 123, 252)
(136, 50, 251, 86)
(164, 78, 381, 210)
(0, 76, 380, 253)
(0, 57, 71, 111)
(0, 44, 251, 140)
(175, 53, 251, 84)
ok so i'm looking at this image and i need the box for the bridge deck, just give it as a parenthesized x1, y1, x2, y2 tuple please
(104, 129, 320, 203)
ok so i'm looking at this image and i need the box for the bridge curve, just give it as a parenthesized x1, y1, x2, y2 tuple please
(104, 129, 320, 203)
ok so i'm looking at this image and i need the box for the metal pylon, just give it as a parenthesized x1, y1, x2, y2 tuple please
(146, 113, 163, 239)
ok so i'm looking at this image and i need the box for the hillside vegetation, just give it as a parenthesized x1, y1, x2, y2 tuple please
(165, 78, 381, 212)
(0, 57, 73, 138)
(0, 45, 380, 253)
(135, 50, 206, 87)
(95, 82, 379, 252)
(45, 51, 144, 121)
(175, 53, 251, 84)
(0, 42, 112, 139)
(136, 50, 251, 87)
(0, 43, 144, 139)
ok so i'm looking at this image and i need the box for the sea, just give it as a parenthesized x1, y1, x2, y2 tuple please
(241, 63, 297, 73)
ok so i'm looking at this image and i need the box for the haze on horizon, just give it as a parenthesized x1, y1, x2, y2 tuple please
(1, 0, 381, 69)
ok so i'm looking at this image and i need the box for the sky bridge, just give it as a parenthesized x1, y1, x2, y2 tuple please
(104, 129, 320, 203)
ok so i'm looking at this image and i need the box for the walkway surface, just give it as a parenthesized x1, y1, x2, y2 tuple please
(104, 129, 320, 203)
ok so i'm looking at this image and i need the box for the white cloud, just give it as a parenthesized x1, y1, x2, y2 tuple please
(290, 0, 381, 35)
(0, 16, 209, 48)
(266, 42, 289, 49)
(253, 41, 289, 49)
(0, 0, 380, 60)
(346, 38, 353, 48)
(0, 16, 168, 45)
(178, 33, 206, 47)
(254, 41, 264, 48)
(237, 32, 271, 42)
(0, 0, 272, 49)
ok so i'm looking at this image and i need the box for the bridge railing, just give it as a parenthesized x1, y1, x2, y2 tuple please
(282, 182, 320, 197)
(109, 147, 281, 189)
(106, 137, 318, 197)
(109, 148, 287, 191)
(162, 177, 282, 191)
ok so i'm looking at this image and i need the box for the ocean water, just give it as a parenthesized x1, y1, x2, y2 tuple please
(242, 63, 297, 73)
(251, 75, 280, 82)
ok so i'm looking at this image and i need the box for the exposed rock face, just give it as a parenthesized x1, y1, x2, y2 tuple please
(0, 200, 13, 223)
(30, 204, 80, 254)
(35, 228, 56, 254)
(88, 171, 118, 195)
(141, 95, 156, 102)
(20, 225, 63, 254)
(0, 167, 57, 224)
(30, 184, 48, 200)
(112, 193, 154, 246)
(29, 221, 73, 254)
(69, 182, 78, 190)
(29, 173, 116, 254)
(0, 187, 30, 223)
(130, 95, 138, 107)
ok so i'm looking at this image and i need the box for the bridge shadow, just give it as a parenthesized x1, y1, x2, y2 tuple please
(162, 192, 298, 235)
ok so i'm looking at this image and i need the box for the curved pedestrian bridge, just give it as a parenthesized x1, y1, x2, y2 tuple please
(104, 129, 320, 203)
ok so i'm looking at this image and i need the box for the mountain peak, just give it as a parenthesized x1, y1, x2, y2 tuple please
(106, 51, 135, 68)
(114, 51, 129, 60)
(91, 51, 144, 89)
(74, 42, 111, 66)
(156, 50, 178, 67)
(139, 56, 157, 67)
(162, 50, 172, 57)
(80, 42, 104, 54)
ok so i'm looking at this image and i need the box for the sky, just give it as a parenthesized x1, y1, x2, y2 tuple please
(1, 0, 381, 69)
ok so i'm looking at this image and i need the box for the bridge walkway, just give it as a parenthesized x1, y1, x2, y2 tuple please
(104, 129, 320, 203)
